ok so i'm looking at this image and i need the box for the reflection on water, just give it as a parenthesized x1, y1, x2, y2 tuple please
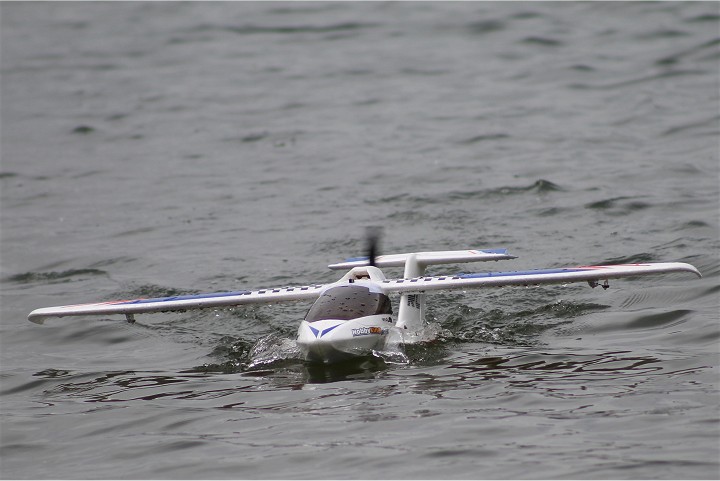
(35, 349, 695, 404)
(442, 351, 666, 400)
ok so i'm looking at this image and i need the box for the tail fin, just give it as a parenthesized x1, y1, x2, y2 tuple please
(328, 249, 516, 270)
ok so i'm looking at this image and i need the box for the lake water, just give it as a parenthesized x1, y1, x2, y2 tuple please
(1, 2, 719, 479)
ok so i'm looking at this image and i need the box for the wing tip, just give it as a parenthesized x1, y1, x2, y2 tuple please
(27, 311, 47, 325)
(682, 263, 702, 278)
(645, 262, 702, 278)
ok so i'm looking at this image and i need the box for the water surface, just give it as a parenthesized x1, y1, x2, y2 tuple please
(1, 2, 718, 479)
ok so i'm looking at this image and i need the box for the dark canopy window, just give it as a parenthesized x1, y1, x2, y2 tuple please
(305, 285, 392, 322)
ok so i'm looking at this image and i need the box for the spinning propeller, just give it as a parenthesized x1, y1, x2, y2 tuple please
(365, 226, 383, 267)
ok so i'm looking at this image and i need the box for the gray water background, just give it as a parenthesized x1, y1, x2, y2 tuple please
(1, 2, 719, 479)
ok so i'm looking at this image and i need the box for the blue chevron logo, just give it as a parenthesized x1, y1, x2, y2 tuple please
(308, 323, 341, 338)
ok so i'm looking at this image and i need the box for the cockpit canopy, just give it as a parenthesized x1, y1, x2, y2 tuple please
(305, 284, 392, 322)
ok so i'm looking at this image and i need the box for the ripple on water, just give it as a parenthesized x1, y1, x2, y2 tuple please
(5, 269, 109, 284)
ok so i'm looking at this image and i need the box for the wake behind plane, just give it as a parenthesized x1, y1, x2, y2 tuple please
(28, 245, 701, 364)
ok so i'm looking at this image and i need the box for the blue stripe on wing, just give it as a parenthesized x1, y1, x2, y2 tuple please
(118, 291, 253, 305)
(458, 267, 590, 279)
(474, 248, 510, 255)
(343, 256, 371, 263)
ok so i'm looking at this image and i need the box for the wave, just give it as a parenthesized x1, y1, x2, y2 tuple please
(5, 269, 108, 284)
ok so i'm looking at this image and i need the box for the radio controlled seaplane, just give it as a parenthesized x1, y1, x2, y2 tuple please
(28, 234, 701, 364)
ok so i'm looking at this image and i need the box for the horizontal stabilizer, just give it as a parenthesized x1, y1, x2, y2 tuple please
(328, 249, 516, 270)
(377, 262, 701, 293)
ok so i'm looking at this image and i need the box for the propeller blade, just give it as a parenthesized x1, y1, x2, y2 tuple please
(365, 226, 383, 267)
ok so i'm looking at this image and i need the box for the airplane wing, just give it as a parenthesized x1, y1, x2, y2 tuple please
(28, 262, 701, 324)
(28, 283, 327, 324)
(377, 262, 702, 294)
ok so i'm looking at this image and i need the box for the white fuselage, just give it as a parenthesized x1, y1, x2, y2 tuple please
(294, 265, 427, 364)
(296, 314, 394, 363)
